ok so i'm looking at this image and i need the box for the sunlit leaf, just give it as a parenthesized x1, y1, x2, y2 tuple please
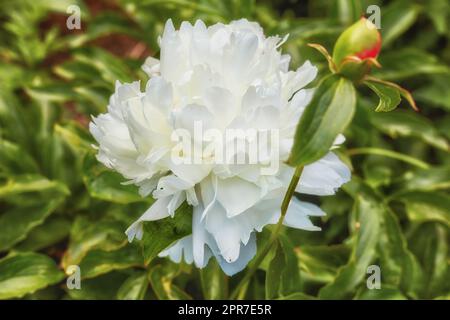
(0, 252, 64, 299)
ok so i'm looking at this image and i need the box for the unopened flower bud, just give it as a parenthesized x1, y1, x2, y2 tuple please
(332, 17, 382, 80)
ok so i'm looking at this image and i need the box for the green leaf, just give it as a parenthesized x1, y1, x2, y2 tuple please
(0, 139, 39, 174)
(415, 74, 450, 111)
(15, 216, 71, 251)
(288, 75, 356, 166)
(0, 252, 64, 299)
(355, 285, 407, 300)
(364, 80, 401, 112)
(0, 199, 65, 252)
(62, 217, 127, 269)
(381, 1, 420, 47)
(347, 147, 430, 170)
(72, 47, 133, 83)
(117, 271, 148, 300)
(371, 111, 449, 151)
(297, 244, 350, 283)
(319, 195, 381, 299)
(395, 192, 450, 227)
(265, 235, 300, 299)
(426, 0, 450, 34)
(66, 272, 128, 300)
(200, 259, 228, 300)
(25, 84, 78, 103)
(333, 0, 363, 26)
(78, 245, 143, 279)
(83, 153, 144, 204)
(0, 175, 69, 199)
(408, 223, 449, 298)
(54, 122, 94, 152)
(393, 166, 450, 194)
(148, 265, 192, 300)
(375, 49, 449, 81)
(141, 202, 192, 264)
(377, 206, 423, 298)
(277, 292, 317, 300)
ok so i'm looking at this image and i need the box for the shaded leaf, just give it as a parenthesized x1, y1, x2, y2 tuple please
(0, 252, 64, 299)
(364, 80, 401, 112)
(83, 153, 144, 204)
(0, 199, 65, 252)
(62, 217, 127, 269)
(117, 271, 148, 300)
(265, 235, 300, 299)
(319, 195, 381, 299)
(371, 111, 449, 151)
(141, 202, 192, 265)
(148, 265, 192, 300)
(200, 259, 228, 300)
(289, 75, 356, 166)
(78, 244, 143, 279)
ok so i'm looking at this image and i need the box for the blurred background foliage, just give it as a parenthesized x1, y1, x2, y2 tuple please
(0, 0, 449, 300)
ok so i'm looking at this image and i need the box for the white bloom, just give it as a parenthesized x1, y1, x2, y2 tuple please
(90, 19, 351, 276)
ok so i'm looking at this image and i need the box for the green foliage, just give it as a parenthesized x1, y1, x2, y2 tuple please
(288, 75, 356, 166)
(0, 0, 448, 300)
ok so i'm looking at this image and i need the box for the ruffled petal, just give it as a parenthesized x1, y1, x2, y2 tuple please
(297, 152, 351, 196)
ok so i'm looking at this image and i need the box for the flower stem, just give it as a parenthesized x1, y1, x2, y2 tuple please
(229, 165, 304, 300)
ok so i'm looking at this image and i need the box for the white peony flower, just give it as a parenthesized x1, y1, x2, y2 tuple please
(90, 19, 351, 276)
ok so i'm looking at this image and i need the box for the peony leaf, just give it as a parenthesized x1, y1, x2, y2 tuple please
(141, 202, 192, 265)
(0, 252, 64, 299)
(288, 74, 356, 166)
(395, 192, 450, 227)
(0, 202, 66, 252)
(408, 223, 449, 298)
(377, 206, 424, 298)
(355, 285, 407, 300)
(148, 265, 192, 300)
(265, 235, 300, 299)
(78, 245, 143, 279)
(370, 111, 449, 151)
(66, 272, 128, 300)
(15, 216, 71, 252)
(296, 244, 350, 283)
(0, 139, 39, 174)
(62, 217, 127, 269)
(117, 271, 148, 300)
(318, 194, 381, 299)
(381, 0, 420, 47)
(364, 80, 401, 112)
(82, 153, 144, 204)
(200, 259, 228, 300)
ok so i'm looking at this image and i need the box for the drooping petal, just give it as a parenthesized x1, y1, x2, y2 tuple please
(297, 152, 351, 196)
(283, 198, 325, 231)
(215, 233, 257, 276)
(125, 196, 172, 242)
(158, 235, 194, 264)
(216, 176, 262, 217)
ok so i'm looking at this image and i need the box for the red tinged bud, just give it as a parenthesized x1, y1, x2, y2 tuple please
(332, 17, 382, 81)
(333, 18, 381, 64)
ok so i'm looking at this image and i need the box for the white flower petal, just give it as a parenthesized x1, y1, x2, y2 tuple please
(216, 177, 262, 217)
(283, 198, 325, 231)
(215, 233, 257, 276)
(297, 152, 351, 196)
(125, 197, 172, 242)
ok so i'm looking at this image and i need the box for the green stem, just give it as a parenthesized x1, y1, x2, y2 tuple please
(229, 166, 304, 300)
(347, 147, 430, 169)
